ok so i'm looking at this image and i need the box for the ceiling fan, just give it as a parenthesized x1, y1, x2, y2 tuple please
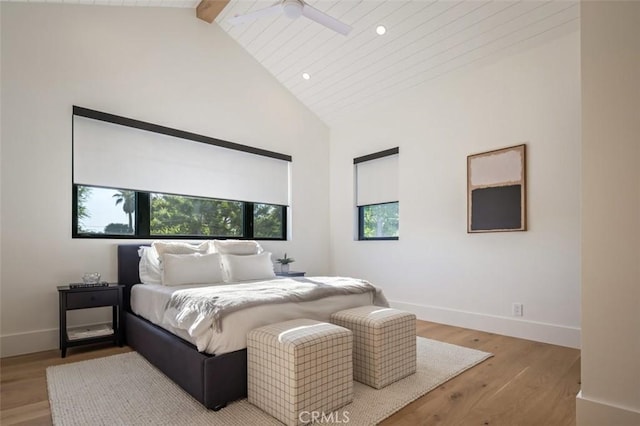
(227, 0, 352, 36)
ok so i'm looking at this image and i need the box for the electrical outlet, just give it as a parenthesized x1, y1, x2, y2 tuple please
(512, 303, 524, 317)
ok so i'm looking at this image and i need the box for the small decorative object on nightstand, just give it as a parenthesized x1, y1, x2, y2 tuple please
(81, 272, 101, 285)
(57, 283, 124, 358)
(276, 253, 295, 274)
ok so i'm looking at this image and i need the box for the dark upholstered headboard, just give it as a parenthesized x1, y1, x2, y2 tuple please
(117, 244, 147, 312)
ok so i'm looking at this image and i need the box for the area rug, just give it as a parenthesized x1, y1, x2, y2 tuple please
(47, 337, 491, 425)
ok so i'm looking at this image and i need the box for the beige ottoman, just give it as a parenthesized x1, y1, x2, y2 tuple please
(247, 319, 353, 426)
(331, 306, 416, 389)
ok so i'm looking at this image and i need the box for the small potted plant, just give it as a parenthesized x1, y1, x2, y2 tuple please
(276, 253, 295, 273)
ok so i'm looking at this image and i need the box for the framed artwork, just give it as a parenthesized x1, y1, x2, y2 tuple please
(467, 144, 526, 233)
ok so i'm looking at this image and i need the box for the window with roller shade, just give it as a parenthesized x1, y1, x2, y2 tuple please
(354, 148, 399, 240)
(72, 107, 289, 240)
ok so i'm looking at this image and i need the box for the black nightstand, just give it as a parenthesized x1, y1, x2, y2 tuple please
(57, 283, 124, 358)
(276, 271, 306, 277)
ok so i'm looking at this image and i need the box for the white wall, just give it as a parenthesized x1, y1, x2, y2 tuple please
(0, 3, 330, 357)
(329, 31, 582, 348)
(577, 1, 640, 423)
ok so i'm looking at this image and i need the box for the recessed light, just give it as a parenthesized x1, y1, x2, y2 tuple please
(302, 72, 311, 80)
(376, 25, 386, 35)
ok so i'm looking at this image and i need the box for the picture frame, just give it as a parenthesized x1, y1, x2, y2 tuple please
(467, 144, 526, 233)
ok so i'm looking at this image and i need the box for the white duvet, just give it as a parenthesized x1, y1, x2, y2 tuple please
(131, 277, 387, 355)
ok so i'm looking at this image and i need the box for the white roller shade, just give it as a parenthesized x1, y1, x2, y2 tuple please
(73, 116, 290, 206)
(356, 153, 398, 206)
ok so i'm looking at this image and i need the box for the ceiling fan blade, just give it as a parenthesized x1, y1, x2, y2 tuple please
(301, 3, 352, 36)
(227, 4, 282, 26)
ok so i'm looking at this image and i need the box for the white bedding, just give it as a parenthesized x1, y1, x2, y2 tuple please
(131, 278, 383, 355)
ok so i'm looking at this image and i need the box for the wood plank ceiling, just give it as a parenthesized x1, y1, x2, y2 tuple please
(215, 0, 580, 124)
(7, 0, 580, 125)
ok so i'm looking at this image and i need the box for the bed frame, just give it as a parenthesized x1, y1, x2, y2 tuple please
(117, 244, 247, 411)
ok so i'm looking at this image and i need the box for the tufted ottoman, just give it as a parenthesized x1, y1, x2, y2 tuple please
(247, 319, 353, 426)
(331, 306, 416, 389)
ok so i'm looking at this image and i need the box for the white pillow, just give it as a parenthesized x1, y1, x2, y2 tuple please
(153, 241, 211, 262)
(138, 246, 161, 285)
(213, 240, 263, 256)
(161, 253, 224, 286)
(221, 252, 275, 282)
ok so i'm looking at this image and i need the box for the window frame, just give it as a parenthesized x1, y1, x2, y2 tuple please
(72, 184, 287, 240)
(71, 106, 291, 241)
(354, 147, 399, 241)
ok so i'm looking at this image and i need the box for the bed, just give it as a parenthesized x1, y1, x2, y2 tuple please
(117, 243, 386, 411)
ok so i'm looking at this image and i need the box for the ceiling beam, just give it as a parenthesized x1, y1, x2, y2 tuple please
(196, 0, 231, 24)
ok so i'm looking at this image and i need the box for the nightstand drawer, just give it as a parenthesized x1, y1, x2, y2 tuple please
(276, 271, 306, 277)
(66, 290, 118, 309)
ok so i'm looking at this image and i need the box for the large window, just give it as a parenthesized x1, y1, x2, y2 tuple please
(74, 185, 286, 240)
(354, 148, 399, 240)
(71, 106, 291, 240)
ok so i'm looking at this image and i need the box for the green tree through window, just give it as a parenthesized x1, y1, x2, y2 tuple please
(360, 202, 399, 239)
(112, 190, 135, 233)
(150, 194, 242, 237)
(254, 203, 284, 238)
(77, 186, 92, 233)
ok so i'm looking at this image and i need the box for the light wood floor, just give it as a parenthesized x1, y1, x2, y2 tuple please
(1, 320, 580, 426)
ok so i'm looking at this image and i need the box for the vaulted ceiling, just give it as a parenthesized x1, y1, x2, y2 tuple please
(6, 0, 580, 125)
(215, 1, 579, 124)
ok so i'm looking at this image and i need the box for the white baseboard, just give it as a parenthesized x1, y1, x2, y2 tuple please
(1, 319, 118, 358)
(390, 300, 581, 348)
(1, 328, 59, 358)
(576, 390, 640, 425)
